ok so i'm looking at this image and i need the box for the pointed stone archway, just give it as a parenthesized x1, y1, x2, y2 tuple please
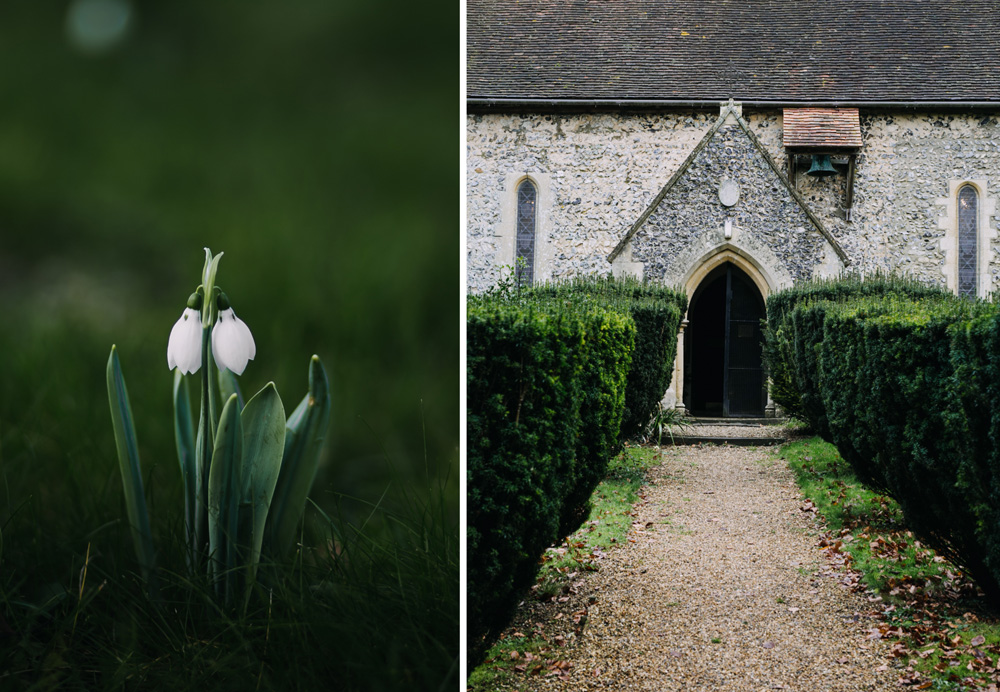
(681, 245, 777, 303)
(684, 262, 767, 417)
(664, 248, 777, 418)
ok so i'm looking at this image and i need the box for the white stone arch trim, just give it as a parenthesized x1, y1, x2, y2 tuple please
(938, 179, 997, 299)
(498, 172, 553, 284)
(662, 244, 790, 416)
(677, 243, 793, 305)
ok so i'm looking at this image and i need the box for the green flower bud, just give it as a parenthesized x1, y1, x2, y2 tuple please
(186, 291, 203, 310)
(217, 290, 231, 311)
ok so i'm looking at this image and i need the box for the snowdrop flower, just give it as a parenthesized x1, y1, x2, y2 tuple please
(212, 306, 255, 375)
(167, 307, 203, 374)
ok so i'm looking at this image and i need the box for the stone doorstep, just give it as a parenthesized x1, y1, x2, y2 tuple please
(664, 435, 786, 447)
(685, 417, 789, 426)
(664, 416, 791, 446)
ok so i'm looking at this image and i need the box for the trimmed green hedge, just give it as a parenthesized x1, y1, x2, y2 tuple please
(466, 291, 635, 663)
(529, 275, 687, 440)
(765, 276, 1000, 604)
(814, 300, 891, 491)
(824, 297, 999, 599)
(947, 309, 1000, 600)
(762, 273, 947, 422)
(543, 300, 636, 538)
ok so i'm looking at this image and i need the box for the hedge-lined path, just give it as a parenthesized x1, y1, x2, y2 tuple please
(507, 444, 898, 691)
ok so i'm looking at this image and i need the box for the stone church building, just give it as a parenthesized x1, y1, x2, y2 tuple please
(466, 1, 1000, 417)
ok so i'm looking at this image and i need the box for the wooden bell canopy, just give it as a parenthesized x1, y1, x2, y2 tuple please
(783, 107, 863, 220)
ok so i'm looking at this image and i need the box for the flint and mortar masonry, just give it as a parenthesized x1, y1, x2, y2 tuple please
(467, 109, 1000, 295)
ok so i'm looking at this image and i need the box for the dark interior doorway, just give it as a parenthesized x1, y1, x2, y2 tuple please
(684, 263, 766, 417)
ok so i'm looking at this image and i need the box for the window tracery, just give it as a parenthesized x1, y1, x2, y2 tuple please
(515, 179, 537, 286)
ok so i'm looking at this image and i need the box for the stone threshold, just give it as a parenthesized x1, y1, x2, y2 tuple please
(685, 416, 788, 426)
(664, 416, 792, 446)
(664, 434, 786, 447)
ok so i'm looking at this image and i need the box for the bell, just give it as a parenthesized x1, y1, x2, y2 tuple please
(806, 154, 838, 177)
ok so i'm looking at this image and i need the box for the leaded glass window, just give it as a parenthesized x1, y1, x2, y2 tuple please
(958, 184, 978, 298)
(515, 179, 536, 287)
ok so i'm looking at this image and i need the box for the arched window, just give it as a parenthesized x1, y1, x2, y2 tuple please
(958, 184, 979, 298)
(515, 179, 537, 287)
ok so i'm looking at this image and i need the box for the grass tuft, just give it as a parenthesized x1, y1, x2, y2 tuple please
(0, 468, 458, 691)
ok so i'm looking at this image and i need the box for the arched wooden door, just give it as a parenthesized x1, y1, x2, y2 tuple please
(684, 263, 766, 417)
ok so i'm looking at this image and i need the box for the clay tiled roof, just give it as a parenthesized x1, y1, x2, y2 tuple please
(467, 0, 1000, 104)
(783, 108, 862, 148)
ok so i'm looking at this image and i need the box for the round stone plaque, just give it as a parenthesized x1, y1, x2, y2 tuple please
(718, 179, 740, 207)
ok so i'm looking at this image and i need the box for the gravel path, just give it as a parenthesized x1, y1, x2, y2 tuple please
(507, 445, 898, 691)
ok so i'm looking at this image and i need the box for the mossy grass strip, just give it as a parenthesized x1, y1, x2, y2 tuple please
(780, 436, 938, 593)
(781, 437, 1000, 688)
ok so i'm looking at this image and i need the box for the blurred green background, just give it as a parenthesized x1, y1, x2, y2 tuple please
(0, 0, 457, 575)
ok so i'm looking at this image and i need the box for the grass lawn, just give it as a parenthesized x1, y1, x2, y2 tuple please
(782, 436, 1000, 690)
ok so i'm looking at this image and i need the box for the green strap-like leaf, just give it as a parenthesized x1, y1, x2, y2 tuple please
(218, 368, 245, 411)
(238, 382, 285, 602)
(172, 371, 197, 571)
(106, 346, 159, 599)
(208, 393, 242, 603)
(265, 355, 332, 558)
(195, 325, 213, 567)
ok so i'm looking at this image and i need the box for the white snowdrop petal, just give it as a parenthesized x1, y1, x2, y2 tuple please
(168, 307, 202, 374)
(167, 320, 183, 369)
(182, 310, 203, 375)
(235, 314, 255, 361)
(212, 308, 251, 375)
(177, 333, 202, 375)
(211, 312, 232, 372)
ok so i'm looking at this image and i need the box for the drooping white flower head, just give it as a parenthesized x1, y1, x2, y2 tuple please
(167, 307, 203, 374)
(212, 307, 256, 375)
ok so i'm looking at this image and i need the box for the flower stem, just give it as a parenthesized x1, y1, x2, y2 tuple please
(195, 324, 213, 572)
(195, 248, 224, 576)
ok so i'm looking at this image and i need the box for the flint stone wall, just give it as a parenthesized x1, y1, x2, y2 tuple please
(627, 119, 828, 288)
(466, 110, 1000, 295)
